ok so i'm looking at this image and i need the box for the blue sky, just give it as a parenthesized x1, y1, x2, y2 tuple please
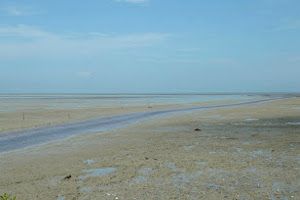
(0, 0, 299, 93)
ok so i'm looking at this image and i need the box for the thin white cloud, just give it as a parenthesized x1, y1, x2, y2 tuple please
(0, 24, 54, 38)
(114, 0, 149, 4)
(0, 25, 170, 59)
(0, 4, 41, 16)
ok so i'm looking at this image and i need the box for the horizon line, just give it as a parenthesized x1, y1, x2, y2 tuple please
(0, 92, 299, 95)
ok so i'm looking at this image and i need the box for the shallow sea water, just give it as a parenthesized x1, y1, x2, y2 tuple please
(0, 94, 259, 112)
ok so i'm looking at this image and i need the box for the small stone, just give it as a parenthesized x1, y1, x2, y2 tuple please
(274, 191, 280, 196)
(194, 128, 201, 132)
(63, 175, 72, 180)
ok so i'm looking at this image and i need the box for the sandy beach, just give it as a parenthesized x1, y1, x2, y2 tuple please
(0, 94, 254, 133)
(2, 0, 300, 199)
(0, 95, 299, 199)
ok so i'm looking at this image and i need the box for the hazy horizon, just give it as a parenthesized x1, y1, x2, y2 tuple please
(1, 0, 300, 93)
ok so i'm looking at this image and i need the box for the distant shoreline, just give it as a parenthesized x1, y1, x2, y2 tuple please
(0, 96, 288, 153)
(0, 92, 299, 96)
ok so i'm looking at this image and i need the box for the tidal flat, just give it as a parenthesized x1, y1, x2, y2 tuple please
(0, 94, 255, 133)
(0, 94, 299, 199)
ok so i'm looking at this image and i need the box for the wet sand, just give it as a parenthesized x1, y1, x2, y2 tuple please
(0, 96, 299, 199)
(0, 97, 282, 153)
(0, 94, 255, 133)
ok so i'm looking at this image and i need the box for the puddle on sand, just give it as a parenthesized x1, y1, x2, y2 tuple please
(244, 118, 259, 122)
(165, 162, 178, 172)
(131, 167, 154, 184)
(79, 167, 116, 180)
(79, 186, 93, 193)
(83, 159, 96, 165)
(138, 167, 153, 176)
(286, 122, 300, 125)
(250, 150, 272, 159)
(205, 168, 233, 183)
(132, 175, 147, 184)
(57, 195, 65, 200)
(183, 145, 194, 151)
(206, 183, 223, 191)
(172, 171, 203, 187)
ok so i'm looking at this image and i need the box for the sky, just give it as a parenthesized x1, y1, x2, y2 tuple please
(0, 0, 299, 93)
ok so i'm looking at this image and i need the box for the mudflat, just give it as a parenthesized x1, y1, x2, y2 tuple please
(0, 97, 299, 199)
(0, 94, 250, 133)
(0, 97, 281, 153)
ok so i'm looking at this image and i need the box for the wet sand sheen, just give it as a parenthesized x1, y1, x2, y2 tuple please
(0, 97, 284, 153)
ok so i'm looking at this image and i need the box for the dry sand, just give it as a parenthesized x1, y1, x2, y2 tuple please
(0, 97, 299, 199)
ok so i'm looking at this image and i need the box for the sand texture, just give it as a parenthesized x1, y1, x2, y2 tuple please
(0, 97, 299, 199)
